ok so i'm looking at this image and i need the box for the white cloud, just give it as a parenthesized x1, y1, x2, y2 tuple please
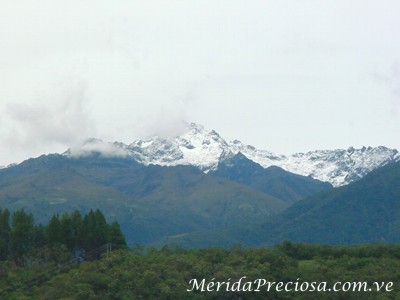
(67, 138, 130, 158)
(0, 79, 96, 164)
(1, 0, 400, 164)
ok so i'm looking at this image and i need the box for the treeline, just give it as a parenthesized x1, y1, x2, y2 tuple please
(0, 208, 126, 265)
(1, 243, 399, 299)
(277, 240, 400, 260)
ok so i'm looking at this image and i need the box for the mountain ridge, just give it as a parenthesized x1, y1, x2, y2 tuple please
(62, 123, 400, 187)
(210, 152, 333, 204)
(156, 161, 400, 248)
(1, 129, 399, 248)
(0, 154, 287, 246)
(257, 160, 400, 245)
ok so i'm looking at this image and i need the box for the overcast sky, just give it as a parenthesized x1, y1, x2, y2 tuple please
(1, 0, 399, 165)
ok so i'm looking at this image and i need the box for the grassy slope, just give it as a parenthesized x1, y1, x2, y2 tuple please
(0, 154, 288, 246)
(259, 161, 400, 245)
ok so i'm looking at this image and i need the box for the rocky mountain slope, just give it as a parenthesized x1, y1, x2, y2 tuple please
(65, 123, 400, 187)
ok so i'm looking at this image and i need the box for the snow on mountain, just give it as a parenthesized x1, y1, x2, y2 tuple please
(64, 123, 400, 187)
(234, 143, 400, 187)
(127, 123, 233, 171)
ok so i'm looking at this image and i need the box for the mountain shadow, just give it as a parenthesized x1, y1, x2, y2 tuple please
(211, 152, 332, 204)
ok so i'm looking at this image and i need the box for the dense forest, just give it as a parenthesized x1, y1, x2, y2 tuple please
(0, 209, 399, 299)
(0, 241, 399, 298)
(0, 208, 126, 265)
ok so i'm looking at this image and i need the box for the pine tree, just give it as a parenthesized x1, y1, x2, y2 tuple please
(9, 209, 34, 263)
(0, 209, 11, 260)
(60, 213, 73, 250)
(82, 209, 109, 252)
(109, 221, 127, 249)
(33, 224, 46, 249)
(46, 214, 62, 245)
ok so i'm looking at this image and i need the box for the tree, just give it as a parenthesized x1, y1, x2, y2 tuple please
(109, 222, 127, 249)
(33, 224, 46, 249)
(0, 209, 11, 260)
(46, 214, 62, 245)
(82, 210, 109, 253)
(9, 209, 34, 263)
(62, 211, 83, 251)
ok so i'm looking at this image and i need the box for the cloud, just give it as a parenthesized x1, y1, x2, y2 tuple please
(2, 79, 96, 154)
(66, 138, 130, 158)
(374, 62, 400, 96)
(373, 62, 400, 117)
(1, 0, 400, 163)
(135, 83, 201, 139)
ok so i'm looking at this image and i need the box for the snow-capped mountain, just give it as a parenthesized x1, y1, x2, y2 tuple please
(127, 124, 233, 171)
(65, 123, 400, 187)
(66, 123, 233, 171)
(232, 142, 400, 187)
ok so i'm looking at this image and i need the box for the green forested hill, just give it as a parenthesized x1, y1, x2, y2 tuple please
(159, 162, 400, 248)
(259, 161, 400, 245)
(1, 243, 399, 299)
(0, 154, 287, 246)
(3, 154, 398, 248)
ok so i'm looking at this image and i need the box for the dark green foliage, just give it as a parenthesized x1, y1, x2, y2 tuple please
(0, 208, 10, 260)
(66, 210, 84, 250)
(46, 215, 62, 245)
(276, 241, 400, 260)
(258, 161, 400, 246)
(9, 209, 34, 263)
(33, 224, 46, 249)
(0, 243, 399, 299)
(108, 221, 127, 249)
(0, 209, 127, 264)
(82, 209, 109, 251)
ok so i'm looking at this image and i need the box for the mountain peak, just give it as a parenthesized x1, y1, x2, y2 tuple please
(61, 123, 399, 186)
